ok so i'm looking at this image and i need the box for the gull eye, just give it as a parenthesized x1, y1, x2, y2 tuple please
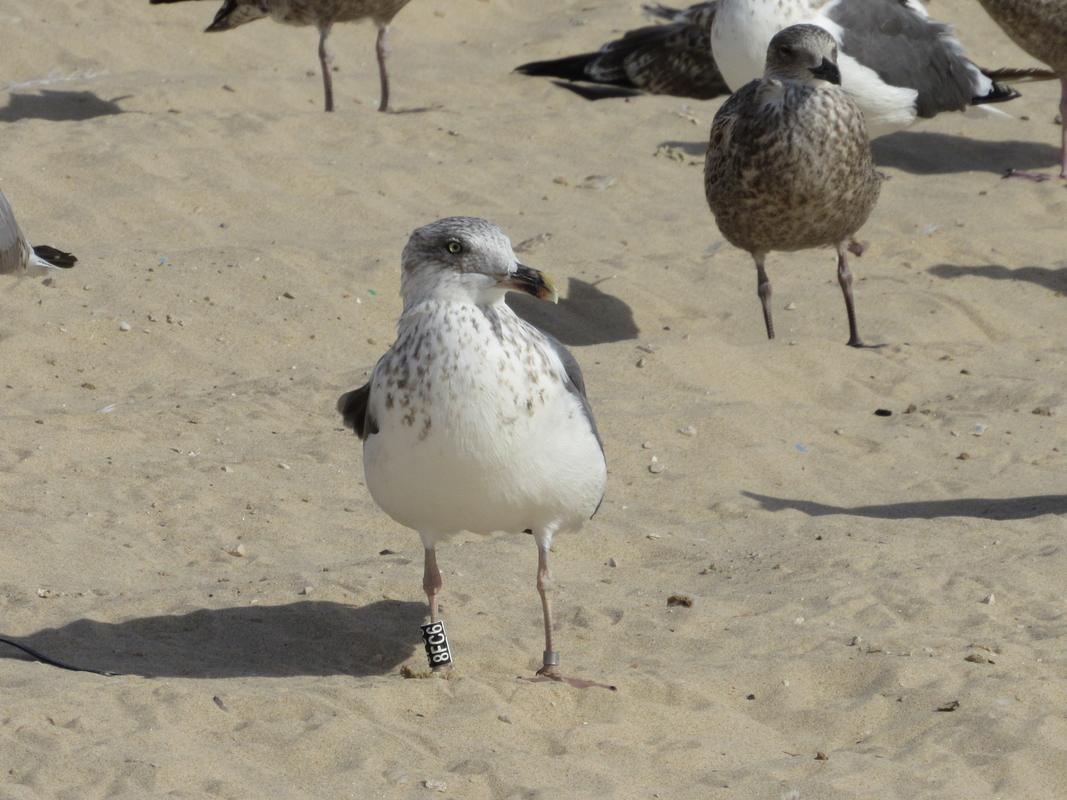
(778, 45, 792, 57)
(445, 239, 463, 255)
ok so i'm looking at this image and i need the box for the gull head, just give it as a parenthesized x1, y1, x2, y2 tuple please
(401, 216, 558, 308)
(764, 25, 841, 87)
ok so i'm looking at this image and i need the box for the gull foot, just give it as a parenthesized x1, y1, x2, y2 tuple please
(1002, 169, 1057, 183)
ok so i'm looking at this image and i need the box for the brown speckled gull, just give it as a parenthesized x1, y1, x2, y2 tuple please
(150, 0, 414, 112)
(705, 24, 881, 347)
(336, 217, 606, 681)
(977, 0, 1067, 179)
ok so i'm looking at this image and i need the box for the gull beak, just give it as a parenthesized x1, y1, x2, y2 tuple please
(810, 58, 841, 85)
(500, 263, 559, 303)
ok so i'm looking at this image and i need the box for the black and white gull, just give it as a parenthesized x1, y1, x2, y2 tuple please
(0, 190, 76, 278)
(516, 3, 729, 100)
(705, 25, 882, 346)
(337, 217, 607, 679)
(710, 0, 1054, 136)
(150, 0, 414, 112)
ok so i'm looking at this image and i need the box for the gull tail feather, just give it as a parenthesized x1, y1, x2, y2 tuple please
(642, 3, 683, 20)
(515, 54, 601, 83)
(982, 66, 1060, 83)
(971, 80, 1021, 106)
(31, 245, 76, 270)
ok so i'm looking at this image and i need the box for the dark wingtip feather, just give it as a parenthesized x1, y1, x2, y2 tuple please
(515, 53, 600, 82)
(337, 383, 375, 440)
(32, 245, 77, 269)
(972, 81, 1021, 106)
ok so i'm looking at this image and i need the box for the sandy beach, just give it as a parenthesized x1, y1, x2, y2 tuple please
(2, 1, 1067, 797)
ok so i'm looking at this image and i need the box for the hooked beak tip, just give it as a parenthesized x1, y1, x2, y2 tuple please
(810, 58, 842, 85)
(503, 264, 559, 303)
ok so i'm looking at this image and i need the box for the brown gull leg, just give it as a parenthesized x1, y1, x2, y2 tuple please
(753, 252, 774, 340)
(318, 24, 335, 112)
(1003, 78, 1067, 182)
(836, 243, 863, 348)
(535, 544, 559, 678)
(376, 24, 391, 112)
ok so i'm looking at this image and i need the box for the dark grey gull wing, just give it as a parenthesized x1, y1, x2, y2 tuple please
(337, 382, 379, 440)
(541, 331, 605, 517)
(515, 2, 728, 100)
(541, 331, 603, 454)
(822, 0, 1023, 117)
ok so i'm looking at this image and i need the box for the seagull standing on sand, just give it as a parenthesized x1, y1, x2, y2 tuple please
(337, 217, 607, 678)
(150, 0, 414, 112)
(705, 25, 881, 346)
(1, 190, 76, 278)
(516, 2, 729, 100)
(976, 0, 1067, 180)
(710, 0, 1049, 136)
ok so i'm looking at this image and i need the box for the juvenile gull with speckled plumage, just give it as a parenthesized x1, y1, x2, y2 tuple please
(150, 0, 414, 111)
(336, 217, 607, 679)
(977, 0, 1067, 180)
(705, 25, 881, 347)
(515, 2, 729, 100)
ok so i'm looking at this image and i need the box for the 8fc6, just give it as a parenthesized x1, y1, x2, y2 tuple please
(420, 621, 453, 668)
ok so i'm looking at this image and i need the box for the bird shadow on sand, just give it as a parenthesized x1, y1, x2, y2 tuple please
(549, 81, 642, 101)
(742, 490, 1067, 520)
(929, 263, 1067, 294)
(0, 90, 131, 123)
(660, 133, 1061, 175)
(508, 277, 639, 346)
(871, 131, 1060, 175)
(0, 599, 423, 678)
(385, 103, 443, 115)
(659, 140, 707, 157)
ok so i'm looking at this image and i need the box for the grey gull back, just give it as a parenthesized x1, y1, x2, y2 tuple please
(710, 0, 1054, 136)
(705, 24, 881, 346)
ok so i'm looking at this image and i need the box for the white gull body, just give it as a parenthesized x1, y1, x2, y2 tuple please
(338, 217, 606, 677)
(710, 0, 999, 136)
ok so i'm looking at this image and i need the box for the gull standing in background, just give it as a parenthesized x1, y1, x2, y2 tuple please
(705, 25, 881, 346)
(337, 217, 607, 679)
(976, 0, 1067, 180)
(1, 190, 76, 278)
(710, 0, 1053, 136)
(150, 0, 414, 112)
